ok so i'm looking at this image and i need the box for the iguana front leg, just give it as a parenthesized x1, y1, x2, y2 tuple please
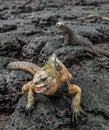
(22, 80, 33, 94)
(22, 81, 36, 111)
(68, 83, 81, 121)
(26, 87, 36, 110)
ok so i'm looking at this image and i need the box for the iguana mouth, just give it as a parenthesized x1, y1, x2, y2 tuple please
(34, 84, 47, 93)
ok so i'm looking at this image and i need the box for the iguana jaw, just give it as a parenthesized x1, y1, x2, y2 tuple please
(34, 83, 47, 93)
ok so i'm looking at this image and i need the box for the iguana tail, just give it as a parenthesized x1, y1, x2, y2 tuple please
(89, 45, 109, 58)
(7, 61, 41, 75)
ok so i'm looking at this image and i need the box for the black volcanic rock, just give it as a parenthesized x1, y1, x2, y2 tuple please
(0, 24, 17, 33)
(0, 38, 26, 58)
(0, 57, 32, 113)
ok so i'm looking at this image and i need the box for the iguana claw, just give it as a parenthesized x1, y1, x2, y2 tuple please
(71, 107, 87, 125)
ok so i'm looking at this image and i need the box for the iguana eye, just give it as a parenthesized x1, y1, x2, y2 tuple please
(41, 77, 47, 82)
(34, 81, 39, 85)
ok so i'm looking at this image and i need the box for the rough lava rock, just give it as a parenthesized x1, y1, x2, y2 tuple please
(0, 38, 26, 58)
(0, 57, 32, 113)
(21, 37, 47, 62)
(32, 11, 58, 26)
(4, 94, 73, 130)
(0, 24, 17, 33)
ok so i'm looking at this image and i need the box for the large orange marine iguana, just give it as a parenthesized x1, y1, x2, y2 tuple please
(7, 54, 83, 122)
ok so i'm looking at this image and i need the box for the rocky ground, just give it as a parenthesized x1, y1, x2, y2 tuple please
(0, 0, 109, 130)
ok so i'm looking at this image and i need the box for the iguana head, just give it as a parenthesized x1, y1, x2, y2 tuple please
(56, 22, 65, 27)
(33, 69, 52, 93)
(56, 22, 67, 32)
(33, 53, 72, 94)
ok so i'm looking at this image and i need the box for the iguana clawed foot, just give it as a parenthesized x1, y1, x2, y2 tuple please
(72, 105, 80, 123)
(72, 107, 87, 122)
(25, 105, 36, 117)
(18, 104, 36, 118)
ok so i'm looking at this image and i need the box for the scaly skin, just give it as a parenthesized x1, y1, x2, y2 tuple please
(7, 61, 41, 75)
(7, 54, 82, 121)
(56, 22, 109, 58)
